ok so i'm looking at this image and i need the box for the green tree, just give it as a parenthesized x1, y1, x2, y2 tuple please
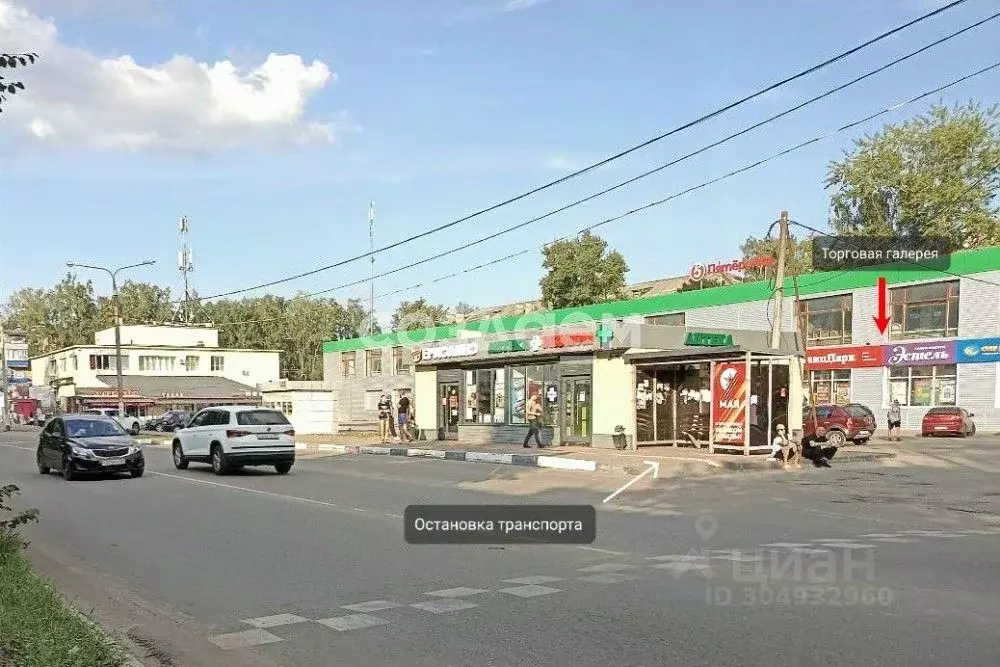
(676, 276, 727, 292)
(96, 281, 176, 327)
(539, 231, 628, 309)
(455, 301, 477, 315)
(391, 299, 451, 331)
(0, 53, 37, 114)
(827, 102, 1000, 249)
(739, 233, 814, 281)
(4, 275, 99, 355)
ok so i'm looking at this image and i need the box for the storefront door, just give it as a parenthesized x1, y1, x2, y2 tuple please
(561, 376, 592, 444)
(439, 383, 460, 440)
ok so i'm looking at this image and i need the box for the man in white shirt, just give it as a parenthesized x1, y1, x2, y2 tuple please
(767, 424, 800, 469)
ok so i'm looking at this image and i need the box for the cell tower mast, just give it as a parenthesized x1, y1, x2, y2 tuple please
(179, 216, 194, 323)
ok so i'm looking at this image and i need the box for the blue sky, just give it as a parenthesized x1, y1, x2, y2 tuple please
(1, 0, 997, 325)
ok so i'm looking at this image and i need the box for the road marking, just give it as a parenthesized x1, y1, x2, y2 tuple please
(576, 572, 641, 583)
(241, 614, 308, 629)
(576, 563, 637, 573)
(341, 600, 404, 613)
(0, 444, 33, 451)
(499, 584, 562, 598)
(316, 614, 389, 631)
(351, 507, 369, 512)
(503, 576, 565, 585)
(577, 546, 630, 556)
(423, 587, 489, 598)
(145, 471, 392, 520)
(647, 554, 709, 562)
(411, 599, 479, 614)
(384, 512, 404, 519)
(208, 629, 283, 650)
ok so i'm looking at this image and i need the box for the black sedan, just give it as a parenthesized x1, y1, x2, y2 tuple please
(37, 414, 145, 481)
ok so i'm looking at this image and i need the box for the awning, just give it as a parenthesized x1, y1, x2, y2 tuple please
(94, 375, 260, 401)
(623, 346, 793, 363)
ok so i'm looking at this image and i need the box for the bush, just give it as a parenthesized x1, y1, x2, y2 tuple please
(0, 484, 39, 556)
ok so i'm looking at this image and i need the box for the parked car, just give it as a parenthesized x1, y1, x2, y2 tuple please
(921, 407, 976, 437)
(148, 411, 192, 432)
(37, 414, 145, 481)
(847, 403, 877, 429)
(171, 405, 295, 475)
(802, 403, 877, 447)
(80, 408, 141, 435)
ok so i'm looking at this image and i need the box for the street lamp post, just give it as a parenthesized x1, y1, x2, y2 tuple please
(67, 260, 156, 416)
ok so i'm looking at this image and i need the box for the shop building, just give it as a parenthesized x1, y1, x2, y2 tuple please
(259, 380, 337, 435)
(30, 324, 280, 416)
(323, 245, 1000, 440)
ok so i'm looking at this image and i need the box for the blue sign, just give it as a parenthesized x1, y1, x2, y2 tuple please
(955, 337, 1000, 363)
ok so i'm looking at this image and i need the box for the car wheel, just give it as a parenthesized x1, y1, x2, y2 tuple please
(37, 451, 50, 475)
(275, 462, 292, 475)
(172, 442, 189, 470)
(969, 423, 977, 436)
(825, 430, 847, 448)
(130, 463, 145, 478)
(852, 438, 869, 445)
(61, 454, 76, 481)
(211, 444, 228, 475)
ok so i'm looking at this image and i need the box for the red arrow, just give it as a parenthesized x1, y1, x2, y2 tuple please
(873, 276, 891, 334)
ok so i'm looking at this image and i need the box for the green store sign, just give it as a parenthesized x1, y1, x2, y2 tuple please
(685, 331, 733, 347)
(488, 339, 531, 354)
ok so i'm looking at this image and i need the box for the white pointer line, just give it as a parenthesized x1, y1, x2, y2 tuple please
(603, 461, 660, 504)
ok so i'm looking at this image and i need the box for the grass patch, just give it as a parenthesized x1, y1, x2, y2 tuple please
(0, 537, 126, 666)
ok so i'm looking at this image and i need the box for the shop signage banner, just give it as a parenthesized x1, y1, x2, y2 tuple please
(805, 345, 884, 370)
(79, 389, 140, 397)
(420, 342, 480, 361)
(711, 361, 747, 444)
(955, 338, 1000, 364)
(542, 332, 595, 349)
(685, 331, 733, 347)
(883, 341, 956, 367)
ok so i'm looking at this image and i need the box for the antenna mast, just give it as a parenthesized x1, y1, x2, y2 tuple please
(368, 202, 375, 336)
(179, 216, 194, 323)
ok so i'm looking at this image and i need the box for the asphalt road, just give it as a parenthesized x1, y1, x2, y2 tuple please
(1, 430, 999, 667)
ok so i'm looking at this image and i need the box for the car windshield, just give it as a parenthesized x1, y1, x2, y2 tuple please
(236, 410, 290, 426)
(845, 407, 871, 418)
(64, 418, 126, 438)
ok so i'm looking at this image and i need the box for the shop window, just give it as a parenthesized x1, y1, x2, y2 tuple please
(342, 351, 357, 377)
(392, 346, 408, 375)
(211, 355, 225, 371)
(186, 355, 200, 371)
(464, 368, 505, 424)
(366, 349, 383, 377)
(645, 313, 685, 326)
(509, 364, 558, 424)
(139, 356, 176, 372)
(888, 364, 956, 406)
(799, 294, 852, 346)
(889, 280, 959, 340)
(805, 370, 851, 405)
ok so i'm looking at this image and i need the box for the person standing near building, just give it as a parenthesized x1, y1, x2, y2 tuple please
(887, 400, 902, 442)
(397, 393, 412, 443)
(522, 392, 545, 448)
(377, 393, 393, 444)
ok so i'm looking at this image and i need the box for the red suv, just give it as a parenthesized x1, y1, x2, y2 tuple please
(802, 404, 877, 447)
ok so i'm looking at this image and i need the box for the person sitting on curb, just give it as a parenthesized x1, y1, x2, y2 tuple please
(767, 424, 801, 469)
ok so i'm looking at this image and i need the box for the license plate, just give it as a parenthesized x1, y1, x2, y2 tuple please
(101, 458, 125, 466)
(934, 426, 947, 430)
(258, 434, 279, 440)
(857, 431, 870, 437)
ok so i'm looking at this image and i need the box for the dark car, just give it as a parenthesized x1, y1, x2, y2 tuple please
(149, 411, 192, 432)
(36, 415, 145, 481)
(921, 407, 976, 437)
(802, 403, 877, 447)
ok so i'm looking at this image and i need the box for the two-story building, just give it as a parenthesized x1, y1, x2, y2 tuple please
(321, 246, 1000, 447)
(3, 329, 31, 395)
(30, 324, 281, 416)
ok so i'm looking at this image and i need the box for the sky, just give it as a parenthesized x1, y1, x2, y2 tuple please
(0, 0, 997, 326)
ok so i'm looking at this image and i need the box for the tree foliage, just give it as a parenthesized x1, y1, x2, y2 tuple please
(739, 233, 814, 281)
(539, 231, 629, 309)
(391, 299, 451, 331)
(827, 102, 1000, 250)
(676, 276, 727, 292)
(2, 276, 372, 382)
(0, 53, 37, 114)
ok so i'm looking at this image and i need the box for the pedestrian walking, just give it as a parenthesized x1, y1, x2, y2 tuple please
(397, 393, 412, 443)
(377, 393, 393, 443)
(887, 400, 902, 442)
(522, 392, 545, 448)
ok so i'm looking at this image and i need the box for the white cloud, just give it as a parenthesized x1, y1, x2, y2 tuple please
(504, 0, 552, 11)
(544, 155, 581, 171)
(0, 0, 352, 152)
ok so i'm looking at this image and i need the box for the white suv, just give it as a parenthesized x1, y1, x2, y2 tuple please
(171, 405, 295, 475)
(81, 408, 142, 435)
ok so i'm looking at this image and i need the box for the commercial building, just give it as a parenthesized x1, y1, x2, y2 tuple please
(3, 329, 31, 396)
(30, 324, 280, 416)
(323, 246, 1000, 444)
(259, 380, 337, 435)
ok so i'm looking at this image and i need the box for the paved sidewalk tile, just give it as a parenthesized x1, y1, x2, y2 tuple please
(316, 614, 389, 631)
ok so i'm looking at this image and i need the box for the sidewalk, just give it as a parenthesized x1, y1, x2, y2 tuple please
(289, 439, 897, 477)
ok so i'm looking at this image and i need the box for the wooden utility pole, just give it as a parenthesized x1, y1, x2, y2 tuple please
(792, 272, 819, 439)
(769, 211, 790, 350)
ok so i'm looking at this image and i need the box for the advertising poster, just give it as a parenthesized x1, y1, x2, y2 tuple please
(805, 345, 884, 370)
(956, 338, 1000, 364)
(711, 361, 747, 444)
(883, 341, 956, 367)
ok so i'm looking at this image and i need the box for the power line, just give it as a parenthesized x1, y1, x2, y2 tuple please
(184, 0, 974, 303)
(208, 62, 1000, 329)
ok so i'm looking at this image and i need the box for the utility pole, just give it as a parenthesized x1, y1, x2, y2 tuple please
(770, 210, 790, 350)
(0, 322, 9, 430)
(67, 260, 156, 417)
(791, 271, 820, 438)
(368, 201, 376, 336)
(179, 216, 194, 323)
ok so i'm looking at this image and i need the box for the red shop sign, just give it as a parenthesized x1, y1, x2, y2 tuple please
(542, 332, 595, 349)
(805, 345, 884, 370)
